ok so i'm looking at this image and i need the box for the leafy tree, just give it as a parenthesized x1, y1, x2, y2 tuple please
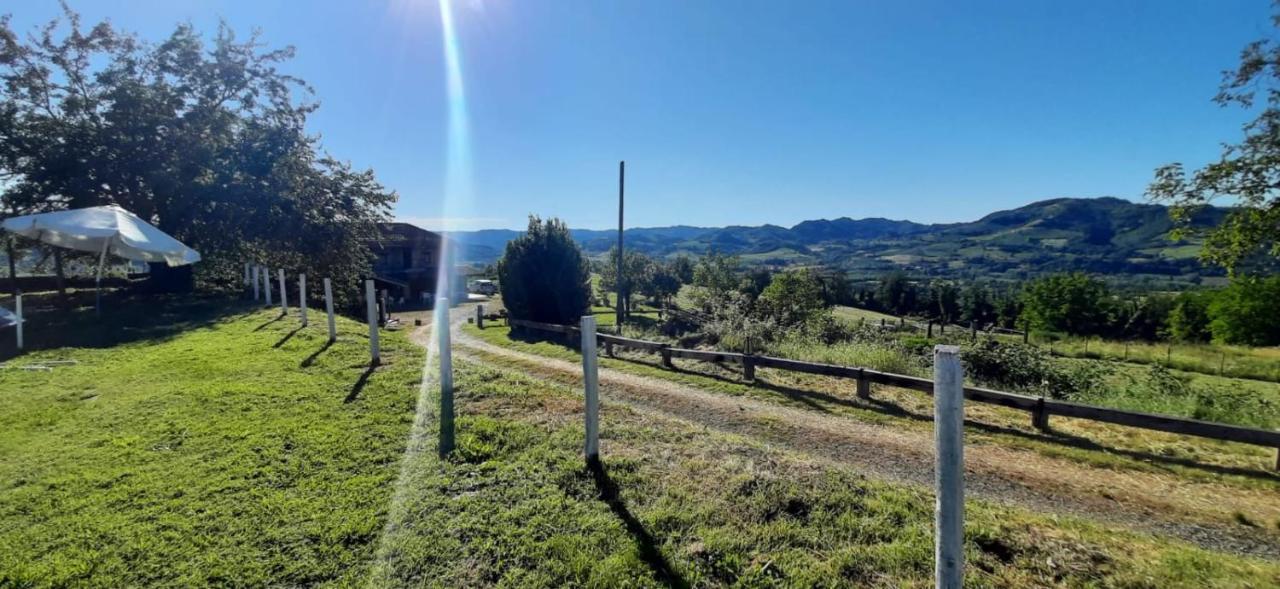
(691, 251, 740, 301)
(598, 247, 651, 321)
(927, 281, 961, 323)
(1207, 276, 1280, 345)
(812, 267, 855, 306)
(739, 267, 772, 301)
(959, 282, 996, 326)
(1167, 290, 1213, 343)
(875, 271, 917, 316)
(757, 269, 828, 328)
(1115, 294, 1175, 341)
(995, 291, 1022, 329)
(1148, 8, 1280, 272)
(669, 255, 695, 284)
(497, 216, 591, 324)
(1019, 273, 1112, 336)
(0, 8, 393, 300)
(641, 261, 680, 307)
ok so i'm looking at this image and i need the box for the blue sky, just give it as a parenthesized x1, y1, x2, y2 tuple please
(8, 1, 1274, 230)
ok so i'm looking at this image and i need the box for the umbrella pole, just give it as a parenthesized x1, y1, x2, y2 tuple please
(95, 240, 109, 316)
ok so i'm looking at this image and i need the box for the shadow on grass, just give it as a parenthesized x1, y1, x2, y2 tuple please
(300, 340, 335, 368)
(588, 459, 688, 588)
(273, 325, 304, 349)
(0, 291, 253, 361)
(345, 365, 377, 403)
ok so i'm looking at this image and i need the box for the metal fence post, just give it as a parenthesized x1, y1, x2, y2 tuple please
(365, 280, 380, 365)
(582, 315, 600, 463)
(324, 278, 336, 342)
(299, 274, 308, 327)
(278, 269, 287, 316)
(933, 345, 965, 589)
(437, 296, 454, 456)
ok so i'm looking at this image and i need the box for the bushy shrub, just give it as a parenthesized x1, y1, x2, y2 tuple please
(497, 216, 591, 324)
(958, 338, 1113, 399)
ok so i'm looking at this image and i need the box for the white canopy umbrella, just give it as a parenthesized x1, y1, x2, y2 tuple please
(2, 205, 201, 312)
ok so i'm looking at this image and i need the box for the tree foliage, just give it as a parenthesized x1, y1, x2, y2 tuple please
(0, 8, 394, 299)
(1019, 273, 1112, 336)
(497, 216, 591, 324)
(1148, 8, 1280, 272)
(1207, 276, 1280, 345)
(757, 269, 828, 328)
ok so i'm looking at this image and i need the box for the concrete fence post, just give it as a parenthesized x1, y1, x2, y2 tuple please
(324, 278, 336, 342)
(263, 267, 272, 306)
(933, 345, 965, 589)
(437, 296, 454, 456)
(243, 262, 251, 290)
(365, 280, 380, 365)
(476, 304, 484, 329)
(252, 266, 260, 301)
(278, 269, 287, 316)
(14, 293, 23, 351)
(299, 274, 308, 327)
(582, 315, 600, 463)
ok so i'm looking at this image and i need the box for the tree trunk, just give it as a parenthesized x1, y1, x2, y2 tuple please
(53, 249, 66, 296)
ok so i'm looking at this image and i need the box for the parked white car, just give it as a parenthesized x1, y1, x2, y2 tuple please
(470, 279, 497, 296)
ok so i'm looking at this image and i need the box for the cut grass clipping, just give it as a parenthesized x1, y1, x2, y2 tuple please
(374, 359, 1280, 587)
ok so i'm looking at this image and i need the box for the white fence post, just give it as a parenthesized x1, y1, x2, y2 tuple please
(252, 266, 260, 301)
(933, 345, 965, 589)
(14, 293, 23, 351)
(243, 262, 250, 288)
(299, 274, 308, 326)
(278, 269, 287, 316)
(324, 278, 336, 342)
(365, 280, 379, 365)
(437, 296, 454, 456)
(582, 315, 600, 463)
(263, 267, 272, 306)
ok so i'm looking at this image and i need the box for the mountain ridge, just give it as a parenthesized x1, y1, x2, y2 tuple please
(443, 197, 1227, 284)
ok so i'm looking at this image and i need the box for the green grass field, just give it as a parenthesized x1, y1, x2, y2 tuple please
(1039, 336, 1280, 383)
(374, 353, 1280, 587)
(832, 305, 899, 324)
(0, 298, 423, 586)
(4, 295, 1278, 586)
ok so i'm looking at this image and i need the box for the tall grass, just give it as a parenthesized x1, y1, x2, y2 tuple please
(1032, 336, 1280, 383)
(768, 336, 928, 377)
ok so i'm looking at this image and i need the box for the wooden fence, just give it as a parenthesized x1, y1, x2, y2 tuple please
(506, 318, 1280, 470)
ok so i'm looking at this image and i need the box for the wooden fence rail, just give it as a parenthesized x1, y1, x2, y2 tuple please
(506, 318, 1280, 470)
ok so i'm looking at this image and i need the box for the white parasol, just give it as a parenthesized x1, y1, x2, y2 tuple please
(2, 205, 201, 312)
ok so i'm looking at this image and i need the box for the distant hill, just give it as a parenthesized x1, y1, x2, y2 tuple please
(446, 197, 1229, 284)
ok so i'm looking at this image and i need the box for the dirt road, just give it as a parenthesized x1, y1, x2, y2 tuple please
(422, 303, 1280, 559)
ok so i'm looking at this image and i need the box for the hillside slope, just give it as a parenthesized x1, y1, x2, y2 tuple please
(449, 197, 1226, 283)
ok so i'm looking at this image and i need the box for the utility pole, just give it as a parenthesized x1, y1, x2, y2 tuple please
(616, 160, 625, 334)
